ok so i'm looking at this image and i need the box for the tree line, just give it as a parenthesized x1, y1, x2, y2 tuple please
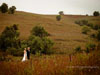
(0, 3, 16, 14)
(0, 24, 54, 56)
(56, 11, 100, 22)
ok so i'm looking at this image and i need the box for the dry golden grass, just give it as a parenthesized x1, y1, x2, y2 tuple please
(0, 51, 100, 75)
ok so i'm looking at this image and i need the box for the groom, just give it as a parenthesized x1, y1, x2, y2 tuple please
(26, 47, 31, 60)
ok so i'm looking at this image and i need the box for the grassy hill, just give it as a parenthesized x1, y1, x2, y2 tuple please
(0, 11, 100, 75)
(0, 11, 100, 54)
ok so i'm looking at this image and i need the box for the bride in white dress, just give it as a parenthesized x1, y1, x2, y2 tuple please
(22, 48, 27, 62)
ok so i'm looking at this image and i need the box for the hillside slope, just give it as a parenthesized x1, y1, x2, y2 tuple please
(0, 11, 100, 54)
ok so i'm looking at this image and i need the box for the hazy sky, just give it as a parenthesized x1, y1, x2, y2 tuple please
(0, 0, 100, 15)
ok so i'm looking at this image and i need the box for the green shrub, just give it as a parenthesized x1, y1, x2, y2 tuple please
(31, 26, 49, 38)
(56, 15, 61, 21)
(82, 26, 91, 34)
(75, 46, 82, 53)
(16, 48, 23, 56)
(42, 37, 54, 54)
(87, 23, 100, 30)
(75, 20, 88, 26)
(87, 23, 94, 28)
(85, 43, 96, 53)
(21, 40, 28, 49)
(93, 24, 100, 30)
(28, 36, 54, 54)
(75, 20, 81, 25)
(81, 20, 88, 25)
(6, 47, 23, 56)
(6, 47, 17, 56)
(28, 36, 44, 54)
(90, 33, 96, 38)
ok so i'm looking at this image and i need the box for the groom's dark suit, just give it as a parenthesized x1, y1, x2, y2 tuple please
(26, 50, 30, 59)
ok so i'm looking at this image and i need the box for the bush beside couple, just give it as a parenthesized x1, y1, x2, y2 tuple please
(22, 47, 30, 62)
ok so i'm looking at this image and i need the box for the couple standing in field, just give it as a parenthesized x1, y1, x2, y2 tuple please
(22, 47, 30, 62)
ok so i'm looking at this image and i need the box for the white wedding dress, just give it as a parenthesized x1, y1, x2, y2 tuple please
(22, 51, 27, 62)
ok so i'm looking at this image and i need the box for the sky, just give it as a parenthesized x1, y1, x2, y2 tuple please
(0, 0, 100, 15)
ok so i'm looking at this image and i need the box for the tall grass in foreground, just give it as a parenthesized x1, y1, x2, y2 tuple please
(0, 51, 100, 75)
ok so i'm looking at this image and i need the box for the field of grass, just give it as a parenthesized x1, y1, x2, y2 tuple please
(0, 11, 100, 75)
(0, 50, 100, 75)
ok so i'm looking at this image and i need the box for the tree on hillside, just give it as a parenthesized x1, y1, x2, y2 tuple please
(59, 11, 64, 15)
(28, 26, 54, 54)
(0, 24, 20, 51)
(31, 26, 49, 38)
(56, 15, 61, 21)
(93, 11, 100, 16)
(0, 3, 8, 13)
(8, 6, 16, 14)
